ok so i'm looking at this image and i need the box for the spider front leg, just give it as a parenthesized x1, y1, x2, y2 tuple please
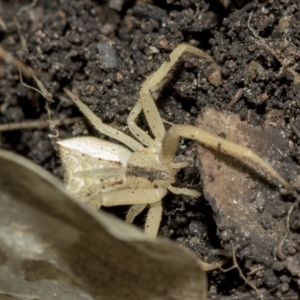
(160, 124, 290, 189)
(127, 44, 214, 146)
(64, 89, 143, 152)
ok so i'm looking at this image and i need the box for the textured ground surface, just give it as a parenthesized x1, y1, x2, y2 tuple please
(1, 0, 300, 299)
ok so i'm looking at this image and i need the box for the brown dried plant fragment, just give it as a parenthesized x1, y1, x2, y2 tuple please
(196, 108, 298, 268)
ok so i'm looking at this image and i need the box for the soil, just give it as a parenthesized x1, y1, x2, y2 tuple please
(1, 0, 300, 299)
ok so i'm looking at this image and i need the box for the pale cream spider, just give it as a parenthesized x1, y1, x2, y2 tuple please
(58, 44, 289, 241)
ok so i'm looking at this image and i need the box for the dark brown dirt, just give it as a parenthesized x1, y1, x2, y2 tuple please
(1, 0, 300, 299)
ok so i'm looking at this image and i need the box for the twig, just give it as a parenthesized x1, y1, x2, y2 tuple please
(0, 46, 33, 78)
(277, 197, 300, 260)
(248, 10, 260, 38)
(225, 88, 244, 110)
(0, 18, 7, 32)
(14, 19, 27, 51)
(17, 0, 38, 15)
(0, 117, 82, 132)
(291, 124, 300, 140)
(19, 70, 54, 103)
(221, 241, 264, 300)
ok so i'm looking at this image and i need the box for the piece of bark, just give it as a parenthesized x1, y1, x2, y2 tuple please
(196, 108, 297, 267)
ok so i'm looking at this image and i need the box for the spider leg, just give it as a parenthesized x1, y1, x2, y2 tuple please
(160, 124, 290, 189)
(127, 44, 214, 145)
(168, 185, 201, 197)
(198, 257, 230, 272)
(102, 188, 167, 206)
(64, 89, 143, 151)
(144, 201, 163, 238)
(126, 204, 147, 224)
(127, 101, 154, 147)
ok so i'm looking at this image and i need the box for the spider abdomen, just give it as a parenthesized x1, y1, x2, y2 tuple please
(57, 136, 132, 209)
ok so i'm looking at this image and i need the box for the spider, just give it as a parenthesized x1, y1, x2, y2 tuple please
(58, 44, 289, 241)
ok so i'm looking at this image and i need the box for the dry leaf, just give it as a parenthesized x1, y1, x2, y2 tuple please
(196, 108, 296, 265)
(0, 149, 207, 300)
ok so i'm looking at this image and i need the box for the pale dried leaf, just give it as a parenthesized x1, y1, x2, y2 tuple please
(0, 149, 207, 300)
